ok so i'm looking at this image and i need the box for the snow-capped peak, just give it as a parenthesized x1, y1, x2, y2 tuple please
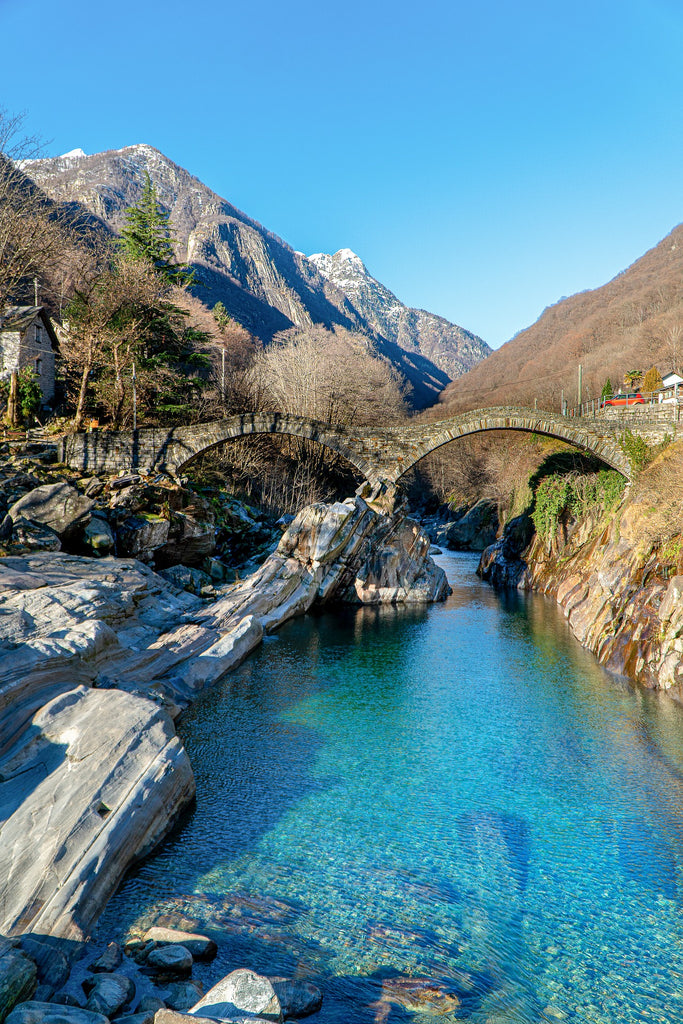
(60, 148, 87, 160)
(336, 247, 361, 262)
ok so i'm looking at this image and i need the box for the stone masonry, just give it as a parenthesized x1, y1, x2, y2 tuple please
(57, 407, 664, 488)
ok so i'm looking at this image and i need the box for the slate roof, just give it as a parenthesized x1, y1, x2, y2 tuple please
(0, 306, 60, 350)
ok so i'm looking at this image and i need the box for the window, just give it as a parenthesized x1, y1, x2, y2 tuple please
(35, 357, 42, 375)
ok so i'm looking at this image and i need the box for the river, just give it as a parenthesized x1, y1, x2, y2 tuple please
(98, 551, 683, 1024)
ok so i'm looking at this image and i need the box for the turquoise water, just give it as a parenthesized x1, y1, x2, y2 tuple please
(100, 552, 683, 1023)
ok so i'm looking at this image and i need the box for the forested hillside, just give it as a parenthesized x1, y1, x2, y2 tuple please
(437, 223, 683, 414)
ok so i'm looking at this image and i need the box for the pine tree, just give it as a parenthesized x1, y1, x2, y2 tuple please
(212, 301, 232, 329)
(120, 173, 193, 285)
(601, 378, 613, 399)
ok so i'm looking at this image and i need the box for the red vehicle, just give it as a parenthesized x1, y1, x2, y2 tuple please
(602, 392, 645, 407)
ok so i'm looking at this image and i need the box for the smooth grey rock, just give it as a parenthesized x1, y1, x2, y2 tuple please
(0, 686, 195, 940)
(164, 982, 204, 1012)
(8, 484, 94, 540)
(190, 969, 281, 1022)
(88, 942, 122, 973)
(6, 1003, 108, 1024)
(143, 930, 216, 962)
(143, 947, 192, 977)
(444, 498, 499, 552)
(0, 949, 37, 1022)
(84, 972, 134, 1016)
(269, 979, 322, 1019)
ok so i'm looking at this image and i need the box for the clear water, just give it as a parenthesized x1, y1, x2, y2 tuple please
(99, 552, 683, 1024)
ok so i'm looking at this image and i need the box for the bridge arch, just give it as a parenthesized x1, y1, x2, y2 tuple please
(169, 413, 374, 481)
(388, 409, 632, 483)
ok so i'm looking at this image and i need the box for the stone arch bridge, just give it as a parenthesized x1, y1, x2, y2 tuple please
(60, 408, 643, 505)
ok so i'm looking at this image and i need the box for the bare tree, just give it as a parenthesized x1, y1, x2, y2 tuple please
(62, 252, 171, 428)
(252, 324, 408, 426)
(0, 109, 84, 309)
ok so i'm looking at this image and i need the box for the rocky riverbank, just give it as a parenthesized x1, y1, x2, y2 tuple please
(478, 442, 683, 696)
(0, 441, 449, 1023)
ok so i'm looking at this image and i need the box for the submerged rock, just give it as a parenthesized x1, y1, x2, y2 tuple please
(163, 981, 204, 1012)
(269, 979, 322, 1019)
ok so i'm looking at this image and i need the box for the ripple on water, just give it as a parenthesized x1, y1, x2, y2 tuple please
(98, 552, 683, 1024)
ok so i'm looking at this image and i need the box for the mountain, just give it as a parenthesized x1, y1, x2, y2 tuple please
(436, 223, 683, 416)
(23, 145, 488, 409)
(309, 248, 490, 380)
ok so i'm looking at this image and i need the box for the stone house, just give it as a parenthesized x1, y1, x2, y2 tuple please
(0, 306, 60, 404)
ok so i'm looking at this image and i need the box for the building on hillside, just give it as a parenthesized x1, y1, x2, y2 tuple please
(657, 371, 683, 404)
(0, 306, 60, 404)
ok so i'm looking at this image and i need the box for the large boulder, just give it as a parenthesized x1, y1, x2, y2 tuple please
(6, 1005, 108, 1024)
(154, 511, 215, 569)
(0, 948, 37, 1023)
(8, 485, 94, 541)
(116, 515, 170, 562)
(269, 980, 322, 1019)
(190, 969, 282, 1022)
(443, 498, 499, 551)
(18, 937, 70, 996)
(84, 973, 135, 1017)
(143, 929, 216, 962)
(0, 686, 195, 941)
(143, 946, 193, 978)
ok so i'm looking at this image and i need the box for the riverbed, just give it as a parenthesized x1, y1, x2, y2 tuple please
(98, 552, 683, 1024)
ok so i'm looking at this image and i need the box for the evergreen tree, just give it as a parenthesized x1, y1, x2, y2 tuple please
(212, 301, 232, 329)
(601, 378, 613, 399)
(120, 173, 193, 285)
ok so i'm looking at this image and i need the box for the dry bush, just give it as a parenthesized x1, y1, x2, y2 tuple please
(630, 441, 683, 551)
(191, 433, 361, 515)
(251, 324, 408, 426)
(403, 431, 571, 517)
(170, 290, 260, 414)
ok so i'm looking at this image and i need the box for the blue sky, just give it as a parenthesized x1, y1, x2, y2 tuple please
(2, 0, 683, 348)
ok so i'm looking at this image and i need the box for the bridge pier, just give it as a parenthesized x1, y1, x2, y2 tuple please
(356, 479, 407, 516)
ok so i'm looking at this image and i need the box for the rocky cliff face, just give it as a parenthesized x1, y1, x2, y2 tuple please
(23, 146, 488, 408)
(478, 457, 683, 696)
(309, 248, 491, 380)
